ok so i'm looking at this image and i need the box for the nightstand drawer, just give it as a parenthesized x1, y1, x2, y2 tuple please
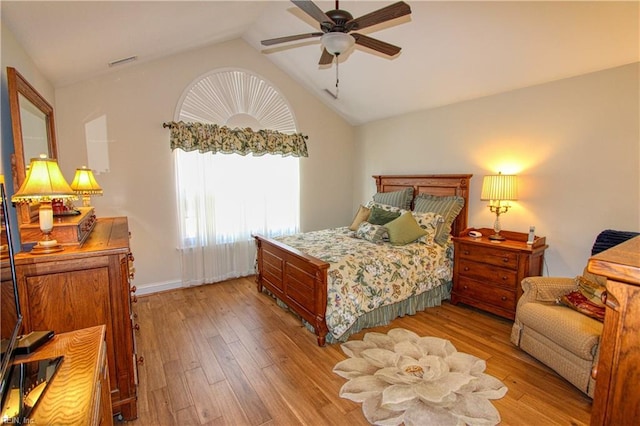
(457, 243, 519, 270)
(458, 259, 518, 288)
(455, 276, 516, 309)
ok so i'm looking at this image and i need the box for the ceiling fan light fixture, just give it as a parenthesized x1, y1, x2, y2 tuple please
(321, 32, 355, 55)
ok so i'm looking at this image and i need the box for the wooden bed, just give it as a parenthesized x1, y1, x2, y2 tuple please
(254, 174, 472, 346)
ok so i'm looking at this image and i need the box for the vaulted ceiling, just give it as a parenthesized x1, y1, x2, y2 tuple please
(2, 1, 638, 125)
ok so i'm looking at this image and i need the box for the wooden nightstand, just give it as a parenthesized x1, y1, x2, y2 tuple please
(451, 228, 548, 320)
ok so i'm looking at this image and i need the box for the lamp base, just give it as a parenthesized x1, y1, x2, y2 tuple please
(30, 242, 64, 254)
(30, 237, 64, 254)
(488, 233, 506, 241)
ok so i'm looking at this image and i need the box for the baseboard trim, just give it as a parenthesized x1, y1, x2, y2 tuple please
(135, 280, 182, 296)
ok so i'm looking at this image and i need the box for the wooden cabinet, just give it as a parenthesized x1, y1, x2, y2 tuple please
(452, 228, 547, 319)
(587, 236, 640, 425)
(14, 217, 138, 420)
(13, 326, 113, 426)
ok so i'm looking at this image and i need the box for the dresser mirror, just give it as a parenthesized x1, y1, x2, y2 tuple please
(7, 67, 58, 225)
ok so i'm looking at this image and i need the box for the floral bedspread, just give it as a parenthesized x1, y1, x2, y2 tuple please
(275, 227, 453, 340)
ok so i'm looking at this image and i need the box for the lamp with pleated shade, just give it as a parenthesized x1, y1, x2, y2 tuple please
(11, 155, 77, 253)
(70, 166, 103, 207)
(480, 172, 518, 241)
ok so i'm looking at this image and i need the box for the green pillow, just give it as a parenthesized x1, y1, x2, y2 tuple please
(368, 206, 401, 225)
(413, 194, 465, 245)
(372, 187, 413, 210)
(385, 212, 428, 245)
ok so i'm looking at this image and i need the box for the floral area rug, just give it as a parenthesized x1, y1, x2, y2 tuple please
(333, 328, 508, 425)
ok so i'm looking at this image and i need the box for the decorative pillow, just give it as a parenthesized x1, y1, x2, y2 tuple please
(365, 201, 404, 214)
(559, 276, 606, 322)
(368, 206, 401, 225)
(413, 194, 465, 246)
(372, 187, 413, 210)
(355, 222, 388, 244)
(384, 212, 428, 245)
(412, 211, 444, 245)
(349, 205, 371, 231)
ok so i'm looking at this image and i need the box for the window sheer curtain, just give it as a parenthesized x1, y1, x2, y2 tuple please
(171, 69, 305, 287)
(175, 150, 300, 286)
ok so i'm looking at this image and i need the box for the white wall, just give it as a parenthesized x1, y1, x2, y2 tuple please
(354, 63, 640, 277)
(54, 38, 355, 294)
(1, 23, 55, 188)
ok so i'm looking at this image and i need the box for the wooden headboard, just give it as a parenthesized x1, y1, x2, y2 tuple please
(373, 174, 473, 238)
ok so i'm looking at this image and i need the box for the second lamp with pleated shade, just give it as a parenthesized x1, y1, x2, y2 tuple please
(70, 166, 103, 207)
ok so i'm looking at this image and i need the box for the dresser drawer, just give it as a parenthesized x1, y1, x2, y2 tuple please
(20, 207, 96, 246)
(458, 259, 518, 289)
(457, 243, 519, 270)
(454, 276, 516, 310)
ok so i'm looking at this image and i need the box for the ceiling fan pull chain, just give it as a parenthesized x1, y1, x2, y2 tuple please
(335, 55, 340, 98)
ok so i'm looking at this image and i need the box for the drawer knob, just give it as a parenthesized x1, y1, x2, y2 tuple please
(502, 258, 509, 263)
(463, 285, 468, 290)
(463, 250, 470, 255)
(501, 296, 507, 301)
(501, 276, 508, 281)
(463, 267, 470, 271)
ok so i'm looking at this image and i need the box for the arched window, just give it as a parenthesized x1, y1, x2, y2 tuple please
(174, 69, 301, 287)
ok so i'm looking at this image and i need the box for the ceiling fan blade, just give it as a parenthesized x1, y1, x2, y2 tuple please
(319, 49, 334, 65)
(352, 33, 401, 56)
(348, 1, 411, 31)
(291, 0, 334, 25)
(261, 32, 323, 46)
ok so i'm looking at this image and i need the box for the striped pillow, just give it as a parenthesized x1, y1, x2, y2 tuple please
(413, 194, 465, 245)
(372, 187, 413, 210)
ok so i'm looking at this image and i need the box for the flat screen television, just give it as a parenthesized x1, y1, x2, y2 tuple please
(0, 177, 23, 408)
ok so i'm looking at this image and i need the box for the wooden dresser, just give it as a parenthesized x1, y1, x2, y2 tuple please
(452, 228, 548, 319)
(587, 236, 640, 425)
(12, 326, 112, 425)
(14, 217, 139, 420)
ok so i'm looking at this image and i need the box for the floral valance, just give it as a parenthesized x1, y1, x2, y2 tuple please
(164, 121, 308, 158)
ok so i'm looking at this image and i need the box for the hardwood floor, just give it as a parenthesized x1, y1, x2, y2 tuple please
(127, 277, 592, 425)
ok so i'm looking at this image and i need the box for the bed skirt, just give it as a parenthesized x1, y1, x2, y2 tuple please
(267, 280, 453, 344)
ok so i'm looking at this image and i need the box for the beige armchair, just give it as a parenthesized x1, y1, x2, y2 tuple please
(511, 230, 639, 397)
(510, 270, 604, 397)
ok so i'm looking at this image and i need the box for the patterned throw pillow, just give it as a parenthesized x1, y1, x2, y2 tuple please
(372, 187, 413, 210)
(411, 211, 444, 245)
(355, 222, 388, 244)
(413, 194, 465, 246)
(364, 201, 405, 213)
(559, 276, 607, 322)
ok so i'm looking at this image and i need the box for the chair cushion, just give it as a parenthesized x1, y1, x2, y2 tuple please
(517, 303, 603, 360)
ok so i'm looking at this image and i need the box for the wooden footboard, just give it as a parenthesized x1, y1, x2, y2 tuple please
(254, 234, 330, 346)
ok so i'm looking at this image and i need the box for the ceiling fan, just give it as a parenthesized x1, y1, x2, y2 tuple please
(261, 0, 412, 65)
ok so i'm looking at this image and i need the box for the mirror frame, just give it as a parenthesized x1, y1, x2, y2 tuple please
(7, 67, 58, 225)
